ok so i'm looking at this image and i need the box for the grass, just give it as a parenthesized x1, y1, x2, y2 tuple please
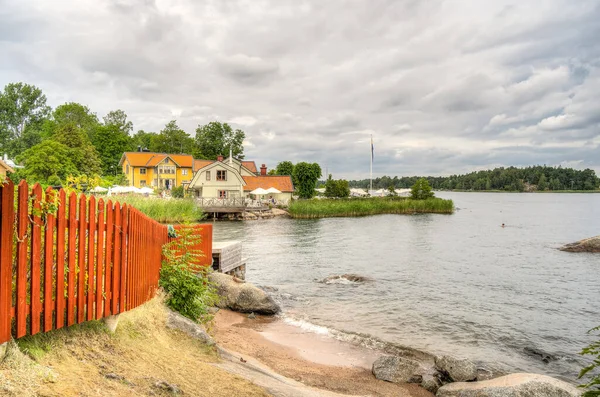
(111, 196, 204, 223)
(0, 293, 269, 397)
(288, 197, 454, 219)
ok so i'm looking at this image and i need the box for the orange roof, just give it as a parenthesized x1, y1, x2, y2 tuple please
(122, 152, 194, 168)
(194, 159, 214, 172)
(242, 176, 294, 192)
(0, 160, 14, 173)
(242, 161, 258, 173)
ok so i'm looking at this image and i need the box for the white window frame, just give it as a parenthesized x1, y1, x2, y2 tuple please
(182, 169, 188, 176)
(217, 170, 227, 181)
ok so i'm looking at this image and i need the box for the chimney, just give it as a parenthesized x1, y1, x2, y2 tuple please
(260, 164, 267, 175)
(217, 155, 224, 162)
(137, 145, 142, 152)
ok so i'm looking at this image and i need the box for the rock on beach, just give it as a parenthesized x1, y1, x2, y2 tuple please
(208, 272, 281, 315)
(560, 235, 600, 253)
(372, 356, 425, 384)
(434, 355, 478, 382)
(436, 373, 581, 397)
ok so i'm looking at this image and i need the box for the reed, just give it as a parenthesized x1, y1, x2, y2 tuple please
(112, 196, 204, 223)
(288, 197, 454, 219)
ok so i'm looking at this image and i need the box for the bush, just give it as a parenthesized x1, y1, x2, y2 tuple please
(171, 186, 184, 198)
(579, 325, 600, 396)
(324, 175, 350, 198)
(410, 178, 434, 200)
(159, 225, 219, 323)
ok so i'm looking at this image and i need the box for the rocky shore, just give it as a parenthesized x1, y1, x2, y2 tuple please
(209, 273, 582, 397)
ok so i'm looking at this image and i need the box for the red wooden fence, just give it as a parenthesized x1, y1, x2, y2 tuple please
(0, 180, 212, 344)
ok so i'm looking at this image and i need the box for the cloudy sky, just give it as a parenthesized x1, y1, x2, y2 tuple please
(1, 0, 599, 179)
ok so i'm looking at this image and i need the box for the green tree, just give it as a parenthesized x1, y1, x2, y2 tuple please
(324, 175, 350, 198)
(51, 123, 101, 175)
(293, 162, 322, 199)
(103, 109, 133, 134)
(0, 82, 51, 156)
(132, 130, 157, 151)
(387, 184, 397, 196)
(93, 124, 133, 174)
(537, 174, 548, 191)
(152, 120, 194, 154)
(410, 178, 434, 200)
(194, 121, 245, 160)
(52, 102, 99, 141)
(16, 140, 77, 183)
(275, 161, 294, 176)
(579, 325, 600, 397)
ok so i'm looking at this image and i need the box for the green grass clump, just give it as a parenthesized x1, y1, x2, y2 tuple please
(113, 196, 204, 223)
(288, 197, 454, 219)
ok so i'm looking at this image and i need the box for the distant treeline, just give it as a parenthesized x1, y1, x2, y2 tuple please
(348, 166, 600, 192)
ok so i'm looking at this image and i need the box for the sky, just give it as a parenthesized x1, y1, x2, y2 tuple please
(1, 0, 599, 179)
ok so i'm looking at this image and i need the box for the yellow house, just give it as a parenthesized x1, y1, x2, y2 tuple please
(118, 152, 195, 190)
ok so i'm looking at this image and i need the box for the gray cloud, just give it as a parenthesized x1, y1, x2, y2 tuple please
(0, 0, 599, 179)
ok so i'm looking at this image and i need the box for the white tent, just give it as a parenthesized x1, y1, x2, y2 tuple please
(138, 187, 154, 194)
(266, 187, 282, 194)
(90, 186, 108, 193)
(249, 188, 269, 195)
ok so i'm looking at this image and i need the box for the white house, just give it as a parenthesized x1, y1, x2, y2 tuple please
(188, 155, 294, 203)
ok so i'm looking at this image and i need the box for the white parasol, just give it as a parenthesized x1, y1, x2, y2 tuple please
(265, 187, 282, 194)
(249, 188, 269, 195)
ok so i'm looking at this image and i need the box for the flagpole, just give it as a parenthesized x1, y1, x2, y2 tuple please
(370, 134, 373, 193)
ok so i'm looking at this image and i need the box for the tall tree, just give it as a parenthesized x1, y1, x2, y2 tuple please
(16, 140, 77, 183)
(94, 124, 133, 174)
(293, 162, 322, 199)
(52, 102, 99, 141)
(132, 129, 157, 151)
(51, 123, 101, 175)
(275, 161, 294, 176)
(103, 109, 133, 134)
(0, 82, 51, 156)
(152, 120, 194, 154)
(194, 121, 245, 160)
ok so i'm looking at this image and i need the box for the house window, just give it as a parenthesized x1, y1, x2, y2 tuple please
(126, 165, 130, 174)
(164, 159, 169, 164)
(218, 190, 227, 199)
(217, 170, 227, 181)
(140, 168, 147, 175)
(206, 171, 211, 181)
(182, 169, 188, 176)
(159, 165, 176, 174)
(140, 180, 147, 187)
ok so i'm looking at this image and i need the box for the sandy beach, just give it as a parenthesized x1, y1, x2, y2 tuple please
(213, 310, 434, 397)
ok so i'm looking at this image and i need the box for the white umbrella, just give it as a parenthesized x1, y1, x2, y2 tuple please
(90, 186, 108, 193)
(266, 187, 282, 194)
(250, 188, 269, 195)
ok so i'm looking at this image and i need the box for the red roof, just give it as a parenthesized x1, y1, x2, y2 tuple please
(242, 176, 294, 192)
(241, 161, 258, 173)
(194, 159, 214, 172)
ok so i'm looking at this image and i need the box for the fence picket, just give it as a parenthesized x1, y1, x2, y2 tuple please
(30, 184, 43, 336)
(0, 180, 14, 342)
(119, 204, 128, 313)
(16, 181, 28, 338)
(67, 192, 77, 326)
(77, 194, 87, 323)
(87, 196, 96, 321)
(44, 187, 56, 332)
(104, 201, 113, 317)
(95, 199, 105, 320)
(112, 203, 121, 314)
(56, 190, 66, 329)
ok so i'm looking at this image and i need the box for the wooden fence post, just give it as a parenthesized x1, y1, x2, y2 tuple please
(0, 180, 14, 346)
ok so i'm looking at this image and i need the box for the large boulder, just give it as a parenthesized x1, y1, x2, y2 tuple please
(436, 373, 581, 397)
(208, 272, 281, 315)
(435, 355, 477, 382)
(372, 355, 425, 384)
(560, 236, 600, 253)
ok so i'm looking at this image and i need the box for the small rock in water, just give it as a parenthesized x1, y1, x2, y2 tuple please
(372, 355, 425, 384)
(321, 274, 373, 284)
(523, 346, 557, 363)
(248, 312, 256, 319)
(559, 235, 600, 253)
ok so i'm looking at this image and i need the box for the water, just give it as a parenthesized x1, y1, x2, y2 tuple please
(212, 192, 600, 381)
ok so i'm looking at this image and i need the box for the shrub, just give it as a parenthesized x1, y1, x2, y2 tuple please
(324, 175, 350, 198)
(410, 178, 434, 200)
(579, 325, 600, 396)
(171, 186, 185, 198)
(159, 225, 219, 323)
